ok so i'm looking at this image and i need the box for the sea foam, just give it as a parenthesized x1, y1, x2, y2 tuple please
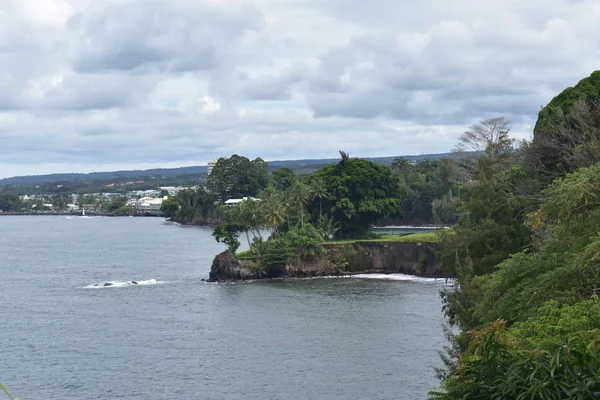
(84, 279, 162, 288)
(349, 273, 449, 283)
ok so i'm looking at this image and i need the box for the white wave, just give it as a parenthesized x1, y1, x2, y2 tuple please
(349, 273, 448, 283)
(84, 279, 162, 288)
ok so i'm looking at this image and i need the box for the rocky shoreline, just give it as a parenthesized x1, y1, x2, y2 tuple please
(208, 240, 441, 282)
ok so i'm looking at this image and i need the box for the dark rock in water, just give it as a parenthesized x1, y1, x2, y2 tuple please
(131, 281, 138, 284)
(200, 279, 206, 282)
(103, 282, 113, 287)
(208, 251, 267, 282)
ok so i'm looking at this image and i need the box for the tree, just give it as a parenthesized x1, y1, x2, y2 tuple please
(309, 176, 328, 219)
(453, 117, 514, 178)
(435, 158, 459, 198)
(289, 180, 311, 227)
(172, 188, 218, 224)
(534, 69, 600, 136)
(212, 223, 243, 253)
(0, 194, 22, 212)
(314, 155, 401, 238)
(206, 155, 269, 202)
(270, 168, 295, 191)
(160, 198, 180, 219)
(524, 99, 600, 182)
(107, 197, 128, 213)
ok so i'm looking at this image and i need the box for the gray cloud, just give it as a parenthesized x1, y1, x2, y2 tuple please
(1, 0, 600, 178)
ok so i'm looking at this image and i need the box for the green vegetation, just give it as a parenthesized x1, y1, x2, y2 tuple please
(167, 187, 219, 225)
(206, 155, 269, 202)
(534, 70, 600, 136)
(326, 231, 439, 244)
(430, 71, 600, 399)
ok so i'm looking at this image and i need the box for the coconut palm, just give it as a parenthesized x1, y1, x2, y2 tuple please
(309, 177, 329, 219)
(289, 180, 311, 228)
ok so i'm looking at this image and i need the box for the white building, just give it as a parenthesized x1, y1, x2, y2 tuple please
(136, 197, 164, 214)
(224, 197, 260, 207)
(207, 158, 219, 175)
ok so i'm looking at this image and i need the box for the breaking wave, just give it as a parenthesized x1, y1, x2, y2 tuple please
(349, 273, 449, 283)
(84, 279, 162, 288)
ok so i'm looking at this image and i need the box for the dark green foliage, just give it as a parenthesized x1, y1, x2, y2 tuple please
(270, 168, 295, 191)
(525, 99, 600, 182)
(430, 319, 600, 400)
(0, 194, 22, 212)
(206, 155, 268, 201)
(432, 196, 458, 225)
(106, 196, 127, 213)
(534, 70, 600, 136)
(212, 223, 244, 253)
(257, 224, 326, 276)
(160, 198, 180, 219)
(474, 163, 600, 324)
(172, 188, 218, 224)
(439, 169, 530, 278)
(435, 162, 600, 399)
(315, 157, 401, 238)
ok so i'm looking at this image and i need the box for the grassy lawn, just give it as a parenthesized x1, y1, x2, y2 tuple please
(325, 231, 440, 245)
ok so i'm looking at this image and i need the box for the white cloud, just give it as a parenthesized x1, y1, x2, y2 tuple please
(1, 0, 600, 178)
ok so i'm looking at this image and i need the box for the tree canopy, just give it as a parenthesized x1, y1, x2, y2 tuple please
(314, 156, 401, 237)
(206, 155, 268, 201)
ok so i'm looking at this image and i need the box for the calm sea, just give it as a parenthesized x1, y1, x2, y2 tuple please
(0, 216, 446, 400)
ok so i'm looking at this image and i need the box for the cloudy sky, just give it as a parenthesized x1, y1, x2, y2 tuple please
(1, 0, 599, 178)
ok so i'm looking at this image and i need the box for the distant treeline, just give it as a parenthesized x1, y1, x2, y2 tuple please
(0, 152, 455, 188)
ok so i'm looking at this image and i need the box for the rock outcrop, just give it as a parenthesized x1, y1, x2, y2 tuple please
(208, 241, 440, 282)
(209, 251, 267, 282)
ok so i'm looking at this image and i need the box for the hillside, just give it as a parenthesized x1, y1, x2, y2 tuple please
(0, 152, 454, 188)
(534, 70, 600, 135)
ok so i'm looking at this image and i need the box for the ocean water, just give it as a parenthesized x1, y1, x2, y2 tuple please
(0, 216, 447, 400)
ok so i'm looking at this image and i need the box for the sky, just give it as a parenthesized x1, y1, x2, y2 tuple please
(1, 0, 600, 178)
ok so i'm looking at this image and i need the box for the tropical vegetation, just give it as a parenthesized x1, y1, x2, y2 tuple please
(430, 70, 600, 399)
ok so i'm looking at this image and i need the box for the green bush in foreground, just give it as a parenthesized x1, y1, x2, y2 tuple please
(430, 299, 600, 400)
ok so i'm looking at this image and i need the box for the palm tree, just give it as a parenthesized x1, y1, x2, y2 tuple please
(309, 177, 328, 219)
(263, 200, 286, 233)
(317, 214, 340, 240)
(259, 185, 286, 233)
(289, 180, 311, 228)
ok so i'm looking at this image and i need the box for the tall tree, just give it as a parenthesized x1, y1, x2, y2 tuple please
(289, 181, 311, 228)
(270, 168, 295, 191)
(206, 155, 269, 201)
(315, 155, 401, 238)
(453, 117, 514, 179)
(309, 177, 328, 219)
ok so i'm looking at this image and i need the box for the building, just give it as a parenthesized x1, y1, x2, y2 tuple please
(135, 197, 164, 215)
(223, 197, 259, 207)
(159, 186, 200, 196)
(207, 158, 219, 175)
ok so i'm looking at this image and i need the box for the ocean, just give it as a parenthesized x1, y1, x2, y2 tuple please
(0, 216, 446, 399)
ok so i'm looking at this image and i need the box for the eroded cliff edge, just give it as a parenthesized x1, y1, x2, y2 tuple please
(208, 241, 440, 282)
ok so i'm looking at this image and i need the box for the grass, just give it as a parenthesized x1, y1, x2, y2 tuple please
(325, 231, 440, 245)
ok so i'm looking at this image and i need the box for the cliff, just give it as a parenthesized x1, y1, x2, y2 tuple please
(208, 241, 440, 282)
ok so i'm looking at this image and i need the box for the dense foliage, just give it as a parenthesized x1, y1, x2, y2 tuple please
(534, 70, 600, 136)
(206, 155, 269, 201)
(314, 155, 402, 237)
(168, 187, 219, 224)
(432, 71, 600, 400)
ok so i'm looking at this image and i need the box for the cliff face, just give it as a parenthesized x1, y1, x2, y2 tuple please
(209, 251, 267, 281)
(208, 241, 440, 282)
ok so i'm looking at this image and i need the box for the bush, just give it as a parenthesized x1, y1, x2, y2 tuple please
(254, 224, 326, 276)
